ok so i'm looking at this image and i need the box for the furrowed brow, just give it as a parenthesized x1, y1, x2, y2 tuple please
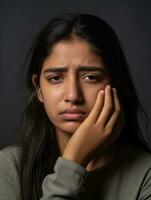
(43, 67, 68, 73)
(43, 66, 105, 73)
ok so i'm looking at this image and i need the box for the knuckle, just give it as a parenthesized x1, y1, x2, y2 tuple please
(96, 125, 104, 133)
(104, 126, 113, 135)
(115, 106, 121, 113)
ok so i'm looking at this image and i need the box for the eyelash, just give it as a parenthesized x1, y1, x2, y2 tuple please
(47, 74, 103, 83)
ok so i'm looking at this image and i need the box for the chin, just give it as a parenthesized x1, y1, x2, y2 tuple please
(57, 121, 82, 135)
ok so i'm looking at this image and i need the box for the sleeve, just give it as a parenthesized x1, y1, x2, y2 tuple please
(0, 150, 21, 199)
(40, 156, 89, 200)
(138, 168, 151, 200)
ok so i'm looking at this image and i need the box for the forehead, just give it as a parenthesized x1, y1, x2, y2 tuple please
(42, 38, 105, 70)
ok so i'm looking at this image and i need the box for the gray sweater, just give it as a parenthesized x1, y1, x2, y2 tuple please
(0, 143, 151, 200)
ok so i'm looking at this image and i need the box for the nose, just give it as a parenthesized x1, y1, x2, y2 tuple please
(64, 77, 84, 105)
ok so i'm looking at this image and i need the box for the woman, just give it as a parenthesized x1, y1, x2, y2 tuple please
(0, 13, 151, 200)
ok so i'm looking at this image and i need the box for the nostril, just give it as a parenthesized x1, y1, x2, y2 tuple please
(65, 98, 84, 105)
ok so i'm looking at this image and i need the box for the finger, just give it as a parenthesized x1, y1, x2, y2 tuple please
(105, 88, 124, 134)
(86, 89, 104, 124)
(96, 85, 114, 126)
(106, 112, 125, 145)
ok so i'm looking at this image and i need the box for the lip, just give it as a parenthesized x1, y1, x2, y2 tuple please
(60, 108, 86, 114)
(61, 113, 86, 120)
(60, 108, 86, 120)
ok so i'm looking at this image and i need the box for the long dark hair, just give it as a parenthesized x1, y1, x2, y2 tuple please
(18, 13, 148, 199)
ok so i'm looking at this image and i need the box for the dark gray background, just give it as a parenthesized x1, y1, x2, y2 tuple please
(0, 0, 151, 148)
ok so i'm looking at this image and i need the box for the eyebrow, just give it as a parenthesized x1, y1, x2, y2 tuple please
(43, 66, 105, 73)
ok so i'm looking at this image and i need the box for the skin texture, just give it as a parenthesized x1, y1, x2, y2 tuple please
(32, 38, 124, 171)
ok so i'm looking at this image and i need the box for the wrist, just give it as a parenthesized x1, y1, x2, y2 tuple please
(62, 153, 88, 167)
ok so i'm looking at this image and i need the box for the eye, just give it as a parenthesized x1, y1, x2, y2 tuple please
(47, 75, 64, 83)
(82, 74, 102, 82)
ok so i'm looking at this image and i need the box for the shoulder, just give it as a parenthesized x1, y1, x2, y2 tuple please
(120, 143, 151, 166)
(117, 143, 151, 178)
(0, 145, 22, 173)
(117, 144, 151, 199)
(0, 145, 22, 197)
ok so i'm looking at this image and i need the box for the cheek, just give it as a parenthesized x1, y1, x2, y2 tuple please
(41, 86, 63, 114)
(85, 90, 98, 111)
(85, 80, 109, 111)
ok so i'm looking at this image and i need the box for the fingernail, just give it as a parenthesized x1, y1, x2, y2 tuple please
(100, 90, 104, 95)
(107, 85, 111, 90)
(113, 88, 116, 92)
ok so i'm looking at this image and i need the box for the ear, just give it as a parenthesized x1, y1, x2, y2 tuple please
(32, 74, 43, 103)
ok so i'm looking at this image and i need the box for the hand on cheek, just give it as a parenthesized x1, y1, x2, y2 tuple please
(63, 85, 125, 167)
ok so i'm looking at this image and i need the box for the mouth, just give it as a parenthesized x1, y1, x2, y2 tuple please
(60, 113, 86, 121)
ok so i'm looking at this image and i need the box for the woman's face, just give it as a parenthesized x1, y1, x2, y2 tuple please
(34, 38, 110, 135)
